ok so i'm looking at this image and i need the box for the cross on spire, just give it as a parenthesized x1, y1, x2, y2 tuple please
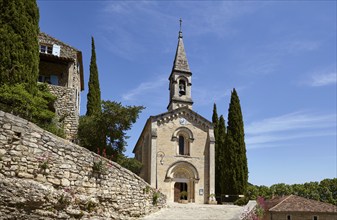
(179, 18, 182, 32)
(179, 18, 183, 38)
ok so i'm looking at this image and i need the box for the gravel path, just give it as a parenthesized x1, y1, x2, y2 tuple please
(141, 202, 244, 220)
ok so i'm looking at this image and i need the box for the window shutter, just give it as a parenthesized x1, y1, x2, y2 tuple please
(52, 44, 61, 56)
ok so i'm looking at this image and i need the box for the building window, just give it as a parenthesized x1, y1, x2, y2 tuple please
(287, 215, 291, 220)
(40, 45, 53, 54)
(179, 135, 185, 155)
(313, 216, 318, 220)
(173, 127, 193, 156)
(178, 134, 190, 156)
(38, 75, 51, 84)
(38, 75, 59, 85)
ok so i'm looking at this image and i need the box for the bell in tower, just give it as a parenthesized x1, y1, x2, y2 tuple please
(167, 19, 194, 111)
(179, 80, 186, 96)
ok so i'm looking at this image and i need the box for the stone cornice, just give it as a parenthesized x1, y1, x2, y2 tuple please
(151, 107, 213, 130)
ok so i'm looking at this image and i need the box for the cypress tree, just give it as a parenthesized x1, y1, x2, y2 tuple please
(224, 88, 248, 195)
(218, 115, 226, 195)
(0, 0, 40, 91)
(86, 36, 101, 116)
(212, 103, 221, 197)
(212, 103, 219, 136)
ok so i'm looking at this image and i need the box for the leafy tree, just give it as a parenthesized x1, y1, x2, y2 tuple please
(319, 178, 337, 205)
(224, 89, 248, 195)
(270, 183, 292, 197)
(86, 36, 101, 116)
(245, 178, 337, 206)
(0, 0, 40, 91)
(78, 101, 144, 162)
(257, 185, 272, 199)
(245, 184, 259, 200)
(118, 156, 143, 175)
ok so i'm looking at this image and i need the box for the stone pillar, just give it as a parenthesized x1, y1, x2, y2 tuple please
(208, 129, 215, 203)
(150, 123, 157, 188)
(190, 179, 195, 203)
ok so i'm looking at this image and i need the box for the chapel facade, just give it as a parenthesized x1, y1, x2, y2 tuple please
(133, 28, 215, 204)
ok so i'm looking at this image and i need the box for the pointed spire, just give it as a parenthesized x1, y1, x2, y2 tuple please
(173, 18, 190, 72)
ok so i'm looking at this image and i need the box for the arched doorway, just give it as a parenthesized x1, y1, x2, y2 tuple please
(174, 182, 188, 202)
(165, 161, 199, 203)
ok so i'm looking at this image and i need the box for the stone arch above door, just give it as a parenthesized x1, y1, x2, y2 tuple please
(165, 161, 199, 182)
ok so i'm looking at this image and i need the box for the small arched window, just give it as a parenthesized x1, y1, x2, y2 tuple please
(173, 127, 193, 156)
(179, 79, 186, 96)
(179, 135, 185, 155)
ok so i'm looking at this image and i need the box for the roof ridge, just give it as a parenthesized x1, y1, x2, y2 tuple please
(291, 194, 337, 208)
(39, 32, 79, 52)
(152, 107, 212, 126)
(269, 195, 292, 211)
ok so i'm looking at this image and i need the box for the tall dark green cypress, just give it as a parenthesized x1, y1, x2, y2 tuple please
(218, 115, 226, 195)
(86, 36, 101, 116)
(212, 103, 221, 197)
(224, 88, 248, 195)
(0, 0, 40, 91)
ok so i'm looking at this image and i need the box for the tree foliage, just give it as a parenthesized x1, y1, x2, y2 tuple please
(78, 101, 144, 162)
(212, 103, 221, 196)
(218, 115, 227, 194)
(0, 83, 64, 137)
(118, 156, 143, 175)
(224, 89, 248, 195)
(245, 178, 337, 206)
(86, 36, 101, 116)
(0, 0, 63, 137)
(0, 0, 40, 92)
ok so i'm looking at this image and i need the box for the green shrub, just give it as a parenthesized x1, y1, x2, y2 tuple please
(117, 156, 142, 175)
(234, 197, 249, 206)
(180, 191, 188, 200)
(152, 191, 160, 205)
(0, 83, 64, 137)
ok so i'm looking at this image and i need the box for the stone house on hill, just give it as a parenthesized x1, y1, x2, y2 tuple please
(263, 195, 337, 220)
(38, 32, 84, 142)
(133, 29, 215, 204)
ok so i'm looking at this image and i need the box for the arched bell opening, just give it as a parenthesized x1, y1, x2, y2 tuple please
(178, 79, 186, 96)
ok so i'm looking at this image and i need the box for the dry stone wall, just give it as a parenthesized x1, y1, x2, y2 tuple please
(0, 111, 166, 219)
(48, 84, 78, 141)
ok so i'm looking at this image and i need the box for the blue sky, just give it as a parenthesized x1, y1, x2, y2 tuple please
(37, 1, 336, 186)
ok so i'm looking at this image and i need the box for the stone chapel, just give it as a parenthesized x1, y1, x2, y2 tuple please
(133, 27, 215, 204)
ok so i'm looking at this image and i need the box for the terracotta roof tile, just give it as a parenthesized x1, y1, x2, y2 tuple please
(269, 195, 337, 213)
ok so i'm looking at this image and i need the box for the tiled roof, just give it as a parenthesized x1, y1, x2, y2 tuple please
(264, 196, 288, 210)
(38, 32, 84, 90)
(269, 195, 337, 213)
(38, 32, 79, 60)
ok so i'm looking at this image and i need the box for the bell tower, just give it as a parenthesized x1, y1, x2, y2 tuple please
(167, 19, 193, 111)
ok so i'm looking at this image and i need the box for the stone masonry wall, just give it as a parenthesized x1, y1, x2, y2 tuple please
(0, 111, 166, 219)
(48, 84, 79, 142)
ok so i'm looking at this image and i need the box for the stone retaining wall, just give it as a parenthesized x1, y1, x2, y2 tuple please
(0, 110, 166, 219)
(47, 84, 79, 142)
